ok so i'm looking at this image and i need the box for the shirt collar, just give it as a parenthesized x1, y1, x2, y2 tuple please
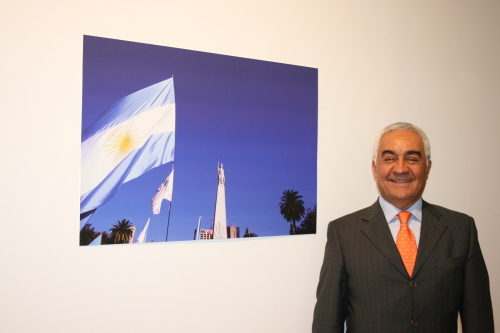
(378, 196, 423, 223)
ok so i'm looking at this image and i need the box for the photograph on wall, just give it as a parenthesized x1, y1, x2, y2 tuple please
(80, 35, 317, 245)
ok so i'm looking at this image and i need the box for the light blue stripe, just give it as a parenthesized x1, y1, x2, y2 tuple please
(88, 234, 102, 245)
(82, 78, 174, 141)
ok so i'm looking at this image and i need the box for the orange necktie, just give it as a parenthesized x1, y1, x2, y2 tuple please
(396, 211, 417, 276)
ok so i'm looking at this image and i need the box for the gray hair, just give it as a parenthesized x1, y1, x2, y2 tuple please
(372, 122, 431, 164)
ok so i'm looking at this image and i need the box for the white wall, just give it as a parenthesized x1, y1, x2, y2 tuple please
(1, 1, 498, 332)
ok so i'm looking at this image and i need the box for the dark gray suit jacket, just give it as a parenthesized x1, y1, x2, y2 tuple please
(312, 200, 494, 333)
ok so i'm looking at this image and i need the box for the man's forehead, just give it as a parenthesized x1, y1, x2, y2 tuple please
(379, 130, 425, 151)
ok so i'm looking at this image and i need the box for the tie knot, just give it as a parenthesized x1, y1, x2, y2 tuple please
(397, 211, 412, 224)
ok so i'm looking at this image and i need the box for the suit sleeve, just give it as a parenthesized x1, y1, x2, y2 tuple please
(312, 221, 348, 333)
(460, 218, 495, 333)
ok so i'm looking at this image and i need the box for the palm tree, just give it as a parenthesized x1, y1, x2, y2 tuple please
(279, 189, 305, 235)
(109, 219, 134, 244)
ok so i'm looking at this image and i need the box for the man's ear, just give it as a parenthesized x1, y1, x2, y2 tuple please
(372, 161, 377, 180)
(426, 160, 432, 177)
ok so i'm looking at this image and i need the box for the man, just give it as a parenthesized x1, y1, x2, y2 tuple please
(312, 122, 494, 333)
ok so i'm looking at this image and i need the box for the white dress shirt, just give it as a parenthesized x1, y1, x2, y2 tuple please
(378, 196, 422, 247)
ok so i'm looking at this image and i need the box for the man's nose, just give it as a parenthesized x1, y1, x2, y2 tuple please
(393, 159, 409, 173)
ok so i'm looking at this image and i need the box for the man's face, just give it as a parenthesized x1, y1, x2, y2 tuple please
(372, 130, 431, 210)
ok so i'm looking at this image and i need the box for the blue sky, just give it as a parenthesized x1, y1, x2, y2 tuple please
(82, 35, 317, 243)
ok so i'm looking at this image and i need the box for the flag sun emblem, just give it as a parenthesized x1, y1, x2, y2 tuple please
(104, 125, 141, 162)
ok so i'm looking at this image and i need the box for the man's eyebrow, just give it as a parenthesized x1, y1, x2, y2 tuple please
(406, 150, 422, 157)
(381, 150, 395, 156)
(381, 150, 422, 157)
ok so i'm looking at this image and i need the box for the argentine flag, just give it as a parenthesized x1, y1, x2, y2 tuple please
(80, 78, 175, 217)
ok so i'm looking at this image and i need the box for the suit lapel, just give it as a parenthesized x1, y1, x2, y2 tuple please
(412, 201, 447, 277)
(360, 201, 409, 278)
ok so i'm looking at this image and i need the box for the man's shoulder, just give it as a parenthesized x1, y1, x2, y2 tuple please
(423, 201, 474, 221)
(328, 202, 380, 227)
(335, 205, 374, 220)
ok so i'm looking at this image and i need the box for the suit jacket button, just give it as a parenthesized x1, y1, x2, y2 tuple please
(410, 281, 417, 287)
(411, 320, 418, 327)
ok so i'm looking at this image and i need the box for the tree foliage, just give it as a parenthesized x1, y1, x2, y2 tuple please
(80, 224, 118, 245)
(109, 219, 134, 244)
(279, 189, 305, 235)
(80, 223, 99, 245)
(100, 231, 112, 245)
(296, 205, 316, 234)
(243, 227, 258, 237)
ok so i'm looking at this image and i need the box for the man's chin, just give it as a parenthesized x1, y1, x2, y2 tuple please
(383, 191, 415, 206)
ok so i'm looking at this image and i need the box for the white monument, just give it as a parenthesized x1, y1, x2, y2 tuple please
(212, 162, 227, 239)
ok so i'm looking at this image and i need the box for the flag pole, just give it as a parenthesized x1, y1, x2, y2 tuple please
(165, 162, 174, 241)
(165, 201, 172, 241)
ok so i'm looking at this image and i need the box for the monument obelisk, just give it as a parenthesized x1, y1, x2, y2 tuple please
(212, 162, 227, 239)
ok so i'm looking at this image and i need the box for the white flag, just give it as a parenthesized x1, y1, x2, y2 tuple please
(134, 218, 150, 243)
(152, 170, 174, 214)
